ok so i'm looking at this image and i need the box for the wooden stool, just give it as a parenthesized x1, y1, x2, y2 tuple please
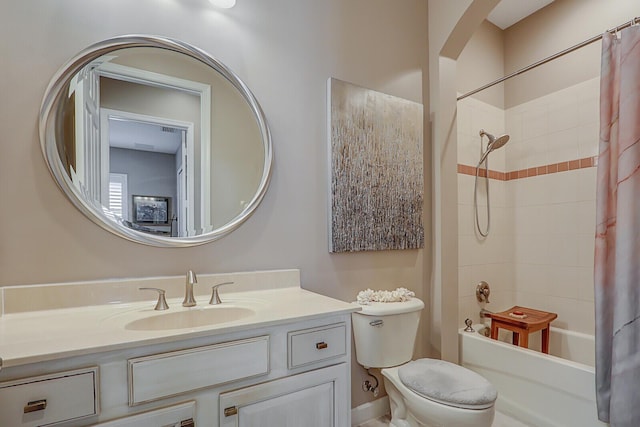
(485, 306, 558, 353)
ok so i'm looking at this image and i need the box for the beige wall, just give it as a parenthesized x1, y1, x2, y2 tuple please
(457, 20, 505, 109)
(428, 0, 499, 362)
(0, 0, 428, 409)
(504, 0, 640, 107)
(457, 0, 640, 109)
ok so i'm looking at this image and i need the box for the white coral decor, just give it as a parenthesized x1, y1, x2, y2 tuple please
(356, 287, 416, 305)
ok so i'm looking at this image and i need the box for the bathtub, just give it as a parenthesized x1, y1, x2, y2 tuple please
(459, 324, 607, 427)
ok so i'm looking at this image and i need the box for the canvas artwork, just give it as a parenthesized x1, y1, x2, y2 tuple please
(328, 78, 424, 252)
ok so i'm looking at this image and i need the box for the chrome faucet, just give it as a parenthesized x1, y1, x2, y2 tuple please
(183, 270, 198, 307)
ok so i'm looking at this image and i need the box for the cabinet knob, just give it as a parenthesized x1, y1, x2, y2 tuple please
(316, 342, 328, 350)
(24, 399, 47, 413)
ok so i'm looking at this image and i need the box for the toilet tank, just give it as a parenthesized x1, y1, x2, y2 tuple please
(351, 298, 424, 368)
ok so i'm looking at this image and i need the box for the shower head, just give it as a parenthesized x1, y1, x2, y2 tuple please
(478, 129, 510, 164)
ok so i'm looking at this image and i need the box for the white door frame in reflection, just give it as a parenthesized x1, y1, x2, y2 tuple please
(94, 62, 212, 232)
(100, 109, 195, 236)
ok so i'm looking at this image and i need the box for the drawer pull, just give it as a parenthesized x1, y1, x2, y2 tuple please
(224, 406, 238, 417)
(316, 342, 328, 350)
(24, 399, 47, 413)
(180, 418, 195, 427)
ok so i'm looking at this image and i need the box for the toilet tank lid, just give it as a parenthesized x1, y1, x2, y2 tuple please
(352, 297, 424, 316)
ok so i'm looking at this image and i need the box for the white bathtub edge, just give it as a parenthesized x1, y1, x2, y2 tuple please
(496, 395, 568, 427)
(459, 326, 607, 427)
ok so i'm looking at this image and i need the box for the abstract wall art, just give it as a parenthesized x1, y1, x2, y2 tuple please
(328, 78, 424, 253)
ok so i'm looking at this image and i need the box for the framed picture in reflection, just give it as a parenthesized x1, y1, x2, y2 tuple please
(132, 195, 170, 225)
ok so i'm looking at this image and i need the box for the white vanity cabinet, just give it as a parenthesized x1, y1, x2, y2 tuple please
(0, 271, 359, 427)
(0, 314, 352, 427)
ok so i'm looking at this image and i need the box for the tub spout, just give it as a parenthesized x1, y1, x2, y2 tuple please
(480, 308, 493, 318)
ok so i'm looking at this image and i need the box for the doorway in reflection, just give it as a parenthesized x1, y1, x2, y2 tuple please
(105, 116, 192, 237)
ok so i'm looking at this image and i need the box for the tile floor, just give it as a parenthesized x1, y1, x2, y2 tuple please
(356, 411, 531, 427)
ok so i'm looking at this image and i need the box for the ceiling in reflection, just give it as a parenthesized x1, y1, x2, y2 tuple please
(109, 118, 182, 154)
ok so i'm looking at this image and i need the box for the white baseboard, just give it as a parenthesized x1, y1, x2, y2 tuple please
(351, 396, 390, 426)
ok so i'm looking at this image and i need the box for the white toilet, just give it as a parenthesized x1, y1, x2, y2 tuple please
(352, 297, 497, 427)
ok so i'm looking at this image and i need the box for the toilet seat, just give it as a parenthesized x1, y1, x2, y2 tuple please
(398, 358, 497, 410)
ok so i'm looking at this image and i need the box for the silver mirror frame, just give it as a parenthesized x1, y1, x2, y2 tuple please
(39, 35, 272, 247)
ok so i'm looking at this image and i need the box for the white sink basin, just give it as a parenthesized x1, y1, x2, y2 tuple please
(125, 306, 255, 331)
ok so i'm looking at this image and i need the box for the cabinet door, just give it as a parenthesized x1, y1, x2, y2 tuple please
(239, 382, 333, 427)
(220, 363, 348, 427)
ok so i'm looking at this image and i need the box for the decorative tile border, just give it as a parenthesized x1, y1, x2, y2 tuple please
(457, 156, 598, 181)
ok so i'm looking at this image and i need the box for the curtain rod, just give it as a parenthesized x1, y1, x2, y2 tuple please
(457, 16, 640, 101)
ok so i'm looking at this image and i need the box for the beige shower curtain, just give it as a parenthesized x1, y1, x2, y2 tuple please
(595, 26, 640, 426)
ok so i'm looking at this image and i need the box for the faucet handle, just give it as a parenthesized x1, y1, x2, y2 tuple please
(476, 281, 491, 303)
(139, 287, 169, 311)
(209, 282, 234, 305)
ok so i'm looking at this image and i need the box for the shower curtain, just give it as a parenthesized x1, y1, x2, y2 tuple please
(595, 26, 640, 426)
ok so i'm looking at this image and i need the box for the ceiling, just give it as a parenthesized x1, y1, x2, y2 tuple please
(487, 0, 555, 29)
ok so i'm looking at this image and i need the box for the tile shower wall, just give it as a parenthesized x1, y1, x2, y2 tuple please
(507, 77, 598, 335)
(457, 77, 599, 335)
(457, 97, 515, 327)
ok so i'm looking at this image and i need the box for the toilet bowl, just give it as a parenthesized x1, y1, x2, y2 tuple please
(352, 297, 497, 427)
(382, 360, 496, 427)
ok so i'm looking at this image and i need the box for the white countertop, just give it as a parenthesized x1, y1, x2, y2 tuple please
(0, 287, 360, 369)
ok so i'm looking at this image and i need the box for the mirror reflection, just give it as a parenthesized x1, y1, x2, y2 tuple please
(41, 37, 272, 246)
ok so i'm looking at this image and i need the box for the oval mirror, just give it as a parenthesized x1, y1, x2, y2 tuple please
(40, 35, 272, 247)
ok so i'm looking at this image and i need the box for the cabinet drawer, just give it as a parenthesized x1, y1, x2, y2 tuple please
(128, 335, 269, 405)
(0, 367, 99, 427)
(93, 400, 195, 427)
(288, 323, 346, 368)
